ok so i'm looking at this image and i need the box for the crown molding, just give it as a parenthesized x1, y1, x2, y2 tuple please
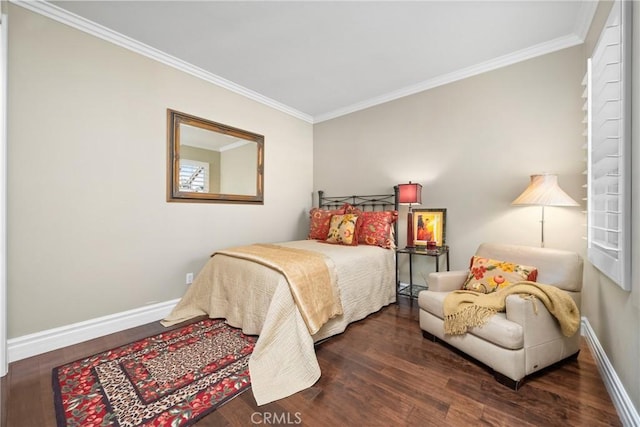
(314, 33, 584, 123)
(10, 0, 314, 124)
(573, 0, 599, 40)
(11, 0, 594, 126)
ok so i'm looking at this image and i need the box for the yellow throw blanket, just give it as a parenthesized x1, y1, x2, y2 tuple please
(443, 281, 579, 337)
(215, 244, 343, 335)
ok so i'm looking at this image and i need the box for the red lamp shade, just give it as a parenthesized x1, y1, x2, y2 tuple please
(398, 182, 422, 205)
(397, 182, 423, 248)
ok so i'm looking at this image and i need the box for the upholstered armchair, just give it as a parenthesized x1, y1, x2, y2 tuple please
(418, 243, 583, 390)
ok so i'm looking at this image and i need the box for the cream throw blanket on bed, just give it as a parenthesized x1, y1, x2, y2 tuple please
(443, 281, 579, 337)
(215, 244, 343, 335)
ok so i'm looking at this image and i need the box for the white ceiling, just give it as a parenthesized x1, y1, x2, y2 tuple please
(44, 1, 597, 123)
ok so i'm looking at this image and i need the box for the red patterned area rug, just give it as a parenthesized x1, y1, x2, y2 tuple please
(52, 318, 255, 426)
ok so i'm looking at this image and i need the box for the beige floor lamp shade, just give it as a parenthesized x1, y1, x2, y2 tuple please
(512, 174, 579, 247)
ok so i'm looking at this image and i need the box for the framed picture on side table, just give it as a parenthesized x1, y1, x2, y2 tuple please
(413, 208, 447, 248)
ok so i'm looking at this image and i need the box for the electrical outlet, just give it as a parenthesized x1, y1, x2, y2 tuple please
(186, 272, 194, 285)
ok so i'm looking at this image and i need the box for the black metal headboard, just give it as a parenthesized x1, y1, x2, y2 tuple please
(317, 188, 400, 246)
(318, 188, 399, 211)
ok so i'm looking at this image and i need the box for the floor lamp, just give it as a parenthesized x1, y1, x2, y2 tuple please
(398, 182, 423, 248)
(512, 174, 578, 248)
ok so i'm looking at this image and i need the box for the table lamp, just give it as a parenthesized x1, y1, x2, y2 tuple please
(398, 181, 423, 248)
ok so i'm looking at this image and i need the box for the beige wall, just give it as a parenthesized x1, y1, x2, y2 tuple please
(7, 4, 313, 337)
(579, 0, 639, 413)
(315, 45, 586, 276)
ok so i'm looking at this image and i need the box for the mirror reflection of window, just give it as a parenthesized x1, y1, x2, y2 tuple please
(179, 159, 209, 192)
(179, 142, 221, 193)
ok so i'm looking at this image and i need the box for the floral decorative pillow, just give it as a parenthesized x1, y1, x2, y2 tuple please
(325, 214, 359, 246)
(356, 210, 398, 249)
(308, 204, 349, 240)
(462, 256, 538, 293)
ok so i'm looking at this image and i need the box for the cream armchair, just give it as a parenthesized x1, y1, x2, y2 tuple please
(418, 243, 583, 390)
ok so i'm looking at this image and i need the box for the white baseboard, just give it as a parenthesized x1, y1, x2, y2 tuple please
(7, 298, 179, 363)
(581, 317, 640, 427)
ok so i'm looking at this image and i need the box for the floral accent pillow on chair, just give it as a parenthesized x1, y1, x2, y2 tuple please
(462, 256, 538, 293)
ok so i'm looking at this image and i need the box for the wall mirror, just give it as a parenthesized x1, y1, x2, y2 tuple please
(167, 109, 264, 204)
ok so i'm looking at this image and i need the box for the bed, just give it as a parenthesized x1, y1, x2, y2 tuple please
(161, 190, 399, 405)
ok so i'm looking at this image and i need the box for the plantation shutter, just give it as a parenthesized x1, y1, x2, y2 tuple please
(586, 0, 631, 290)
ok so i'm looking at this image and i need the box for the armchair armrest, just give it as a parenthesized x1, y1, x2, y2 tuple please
(505, 294, 577, 346)
(427, 270, 468, 292)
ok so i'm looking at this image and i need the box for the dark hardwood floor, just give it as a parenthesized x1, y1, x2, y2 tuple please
(4, 297, 621, 426)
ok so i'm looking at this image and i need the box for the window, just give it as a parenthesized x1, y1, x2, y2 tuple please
(586, 0, 632, 290)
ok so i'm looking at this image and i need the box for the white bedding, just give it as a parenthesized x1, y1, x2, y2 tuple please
(161, 239, 396, 405)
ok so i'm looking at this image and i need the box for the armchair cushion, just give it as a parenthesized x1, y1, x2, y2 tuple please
(418, 291, 524, 349)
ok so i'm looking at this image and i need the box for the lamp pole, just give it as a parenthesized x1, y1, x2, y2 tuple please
(540, 205, 545, 248)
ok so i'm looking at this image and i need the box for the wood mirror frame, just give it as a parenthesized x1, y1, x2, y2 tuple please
(167, 109, 264, 204)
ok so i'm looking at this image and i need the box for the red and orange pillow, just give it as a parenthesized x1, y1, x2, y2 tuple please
(348, 208, 398, 249)
(462, 256, 538, 293)
(308, 204, 348, 240)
